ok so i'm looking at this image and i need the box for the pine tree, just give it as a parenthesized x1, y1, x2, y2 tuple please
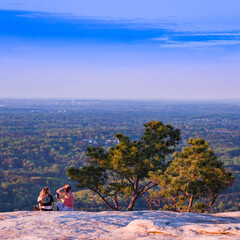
(67, 121, 180, 211)
(149, 138, 234, 212)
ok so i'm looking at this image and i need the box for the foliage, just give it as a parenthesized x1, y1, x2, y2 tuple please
(0, 99, 240, 212)
(148, 138, 234, 212)
(67, 121, 180, 211)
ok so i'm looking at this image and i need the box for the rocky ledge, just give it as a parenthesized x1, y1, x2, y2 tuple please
(1, 210, 240, 239)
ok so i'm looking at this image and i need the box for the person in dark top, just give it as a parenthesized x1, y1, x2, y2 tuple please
(37, 187, 54, 211)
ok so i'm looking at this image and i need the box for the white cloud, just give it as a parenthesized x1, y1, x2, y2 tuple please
(160, 40, 240, 48)
(172, 32, 240, 37)
(151, 37, 169, 41)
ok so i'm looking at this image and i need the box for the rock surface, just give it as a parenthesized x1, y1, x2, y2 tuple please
(1, 210, 240, 239)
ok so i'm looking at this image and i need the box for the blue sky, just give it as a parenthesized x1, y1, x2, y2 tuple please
(0, 0, 240, 99)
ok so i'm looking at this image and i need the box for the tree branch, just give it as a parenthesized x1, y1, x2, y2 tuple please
(138, 181, 154, 192)
(127, 178, 133, 185)
(89, 187, 118, 211)
(139, 183, 158, 197)
(201, 193, 218, 213)
(119, 196, 129, 210)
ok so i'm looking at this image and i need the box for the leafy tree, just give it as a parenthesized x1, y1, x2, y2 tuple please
(149, 138, 234, 212)
(67, 121, 180, 211)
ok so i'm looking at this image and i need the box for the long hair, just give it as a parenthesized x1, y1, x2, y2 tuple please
(64, 184, 71, 193)
(38, 187, 49, 202)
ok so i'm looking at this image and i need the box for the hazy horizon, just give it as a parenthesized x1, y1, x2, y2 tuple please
(1, 97, 240, 104)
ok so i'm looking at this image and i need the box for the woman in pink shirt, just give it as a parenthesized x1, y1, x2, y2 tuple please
(56, 184, 74, 211)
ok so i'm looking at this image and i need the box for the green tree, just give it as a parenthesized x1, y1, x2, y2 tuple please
(149, 138, 234, 213)
(67, 121, 180, 211)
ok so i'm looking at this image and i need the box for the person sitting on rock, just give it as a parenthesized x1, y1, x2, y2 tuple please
(56, 184, 74, 211)
(37, 187, 54, 211)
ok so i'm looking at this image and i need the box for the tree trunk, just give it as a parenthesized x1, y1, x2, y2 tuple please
(112, 196, 119, 210)
(148, 200, 155, 210)
(187, 194, 194, 213)
(146, 198, 155, 210)
(127, 180, 158, 211)
(127, 194, 138, 211)
(201, 194, 218, 213)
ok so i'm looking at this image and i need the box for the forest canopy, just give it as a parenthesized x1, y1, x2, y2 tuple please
(0, 99, 240, 212)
